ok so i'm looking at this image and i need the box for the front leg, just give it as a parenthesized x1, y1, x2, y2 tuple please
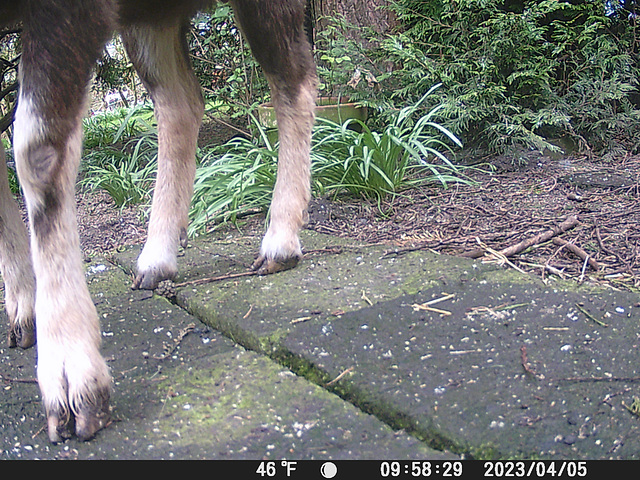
(15, 98, 112, 442)
(0, 145, 36, 348)
(15, 1, 112, 441)
(229, 0, 318, 275)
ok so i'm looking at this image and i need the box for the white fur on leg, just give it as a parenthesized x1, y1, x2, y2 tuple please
(253, 76, 316, 274)
(3, 280, 36, 347)
(135, 230, 179, 288)
(0, 144, 36, 347)
(15, 104, 111, 441)
(35, 279, 110, 439)
(259, 226, 303, 262)
(13, 95, 45, 164)
(123, 24, 203, 290)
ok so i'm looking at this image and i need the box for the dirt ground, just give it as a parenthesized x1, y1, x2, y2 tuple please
(75, 120, 640, 294)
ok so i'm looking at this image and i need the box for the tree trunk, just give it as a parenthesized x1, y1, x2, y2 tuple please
(310, 0, 396, 46)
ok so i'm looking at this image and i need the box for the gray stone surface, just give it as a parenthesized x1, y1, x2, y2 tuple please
(1, 229, 639, 459)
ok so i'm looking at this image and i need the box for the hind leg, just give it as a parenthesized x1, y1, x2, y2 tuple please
(230, 0, 317, 274)
(15, 1, 112, 442)
(122, 21, 204, 290)
(0, 145, 36, 348)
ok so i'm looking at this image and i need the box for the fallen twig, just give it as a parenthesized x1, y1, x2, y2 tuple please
(153, 323, 196, 360)
(460, 216, 580, 259)
(325, 367, 354, 386)
(0, 373, 38, 384)
(498, 215, 580, 257)
(622, 397, 640, 417)
(520, 346, 544, 380)
(475, 238, 527, 274)
(412, 304, 452, 316)
(575, 303, 608, 327)
(411, 293, 455, 316)
(552, 237, 599, 271)
(595, 226, 612, 255)
(291, 316, 312, 324)
(174, 270, 257, 288)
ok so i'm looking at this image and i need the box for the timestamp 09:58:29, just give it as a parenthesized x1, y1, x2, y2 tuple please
(380, 461, 464, 478)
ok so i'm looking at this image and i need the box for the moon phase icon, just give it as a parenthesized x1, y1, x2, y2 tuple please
(320, 462, 338, 479)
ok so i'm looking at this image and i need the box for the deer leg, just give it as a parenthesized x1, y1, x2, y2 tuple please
(0, 145, 36, 348)
(122, 21, 204, 290)
(230, 0, 317, 274)
(14, 1, 112, 442)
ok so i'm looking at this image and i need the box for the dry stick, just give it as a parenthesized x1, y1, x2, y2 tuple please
(498, 215, 580, 257)
(574, 303, 608, 327)
(552, 237, 599, 271)
(174, 270, 258, 288)
(595, 225, 628, 270)
(460, 215, 580, 259)
(172, 244, 367, 289)
(0, 373, 37, 384)
(595, 226, 611, 255)
(152, 323, 196, 360)
(476, 239, 527, 274)
(520, 346, 544, 380)
(325, 367, 354, 387)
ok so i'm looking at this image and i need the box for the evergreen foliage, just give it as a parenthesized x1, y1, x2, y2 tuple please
(379, 0, 640, 159)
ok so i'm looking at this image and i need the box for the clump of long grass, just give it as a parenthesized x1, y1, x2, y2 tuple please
(311, 84, 468, 205)
(80, 87, 472, 232)
(80, 134, 158, 208)
(189, 120, 278, 234)
(189, 86, 472, 233)
(83, 104, 154, 150)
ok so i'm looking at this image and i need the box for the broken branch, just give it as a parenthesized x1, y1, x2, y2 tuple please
(461, 215, 579, 259)
(499, 215, 580, 257)
(552, 237, 599, 271)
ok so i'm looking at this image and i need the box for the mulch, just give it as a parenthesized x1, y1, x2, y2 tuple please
(305, 153, 640, 292)
(74, 146, 639, 293)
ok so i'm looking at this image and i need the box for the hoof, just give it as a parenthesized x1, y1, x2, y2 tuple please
(47, 411, 75, 443)
(132, 267, 175, 290)
(251, 254, 300, 275)
(46, 387, 110, 443)
(8, 322, 36, 349)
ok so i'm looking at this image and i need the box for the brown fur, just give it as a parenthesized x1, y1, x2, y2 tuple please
(0, 0, 316, 442)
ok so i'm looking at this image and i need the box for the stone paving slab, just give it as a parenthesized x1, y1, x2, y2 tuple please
(2, 228, 639, 460)
(283, 283, 640, 459)
(113, 229, 640, 460)
(0, 251, 453, 460)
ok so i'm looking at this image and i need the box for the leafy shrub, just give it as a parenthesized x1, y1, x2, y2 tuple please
(189, 4, 269, 118)
(373, 0, 640, 159)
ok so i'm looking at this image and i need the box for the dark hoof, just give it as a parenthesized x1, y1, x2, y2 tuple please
(251, 254, 300, 275)
(75, 388, 111, 441)
(47, 411, 75, 443)
(8, 322, 36, 349)
(46, 387, 110, 443)
(132, 268, 174, 290)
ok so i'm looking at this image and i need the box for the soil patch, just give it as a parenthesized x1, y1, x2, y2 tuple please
(75, 121, 640, 292)
(305, 153, 640, 292)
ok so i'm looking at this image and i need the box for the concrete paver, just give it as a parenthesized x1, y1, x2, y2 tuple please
(2, 229, 639, 460)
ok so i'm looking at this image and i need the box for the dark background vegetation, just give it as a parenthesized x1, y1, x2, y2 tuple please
(1, 0, 639, 161)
